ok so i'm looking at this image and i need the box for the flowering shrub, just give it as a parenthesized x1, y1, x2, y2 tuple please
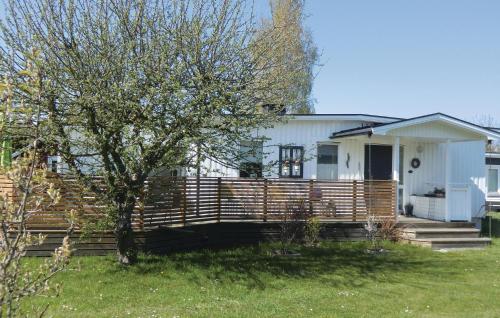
(0, 59, 73, 317)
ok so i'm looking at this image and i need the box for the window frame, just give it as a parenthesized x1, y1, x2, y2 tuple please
(316, 143, 339, 181)
(488, 167, 499, 194)
(278, 145, 304, 178)
(239, 140, 264, 178)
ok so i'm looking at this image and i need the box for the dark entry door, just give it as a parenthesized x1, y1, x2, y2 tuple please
(364, 145, 393, 180)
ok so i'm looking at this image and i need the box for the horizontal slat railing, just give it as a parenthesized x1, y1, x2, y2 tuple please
(1, 175, 397, 230)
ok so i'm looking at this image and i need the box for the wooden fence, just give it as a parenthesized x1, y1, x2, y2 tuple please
(1, 175, 397, 231)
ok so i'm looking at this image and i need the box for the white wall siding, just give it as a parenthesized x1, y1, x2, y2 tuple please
(259, 120, 366, 179)
(449, 140, 487, 218)
(196, 120, 370, 179)
(398, 140, 487, 218)
(402, 141, 446, 203)
(388, 122, 483, 140)
(337, 139, 364, 180)
(190, 159, 239, 177)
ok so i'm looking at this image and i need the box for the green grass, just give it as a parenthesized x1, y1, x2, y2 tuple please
(22, 240, 500, 318)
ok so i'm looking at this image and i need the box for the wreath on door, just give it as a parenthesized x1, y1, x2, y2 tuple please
(411, 158, 421, 169)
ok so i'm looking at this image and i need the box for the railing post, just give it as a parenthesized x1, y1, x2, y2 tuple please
(196, 175, 200, 217)
(352, 180, 357, 221)
(263, 178, 268, 222)
(394, 180, 398, 221)
(182, 177, 187, 226)
(308, 179, 314, 216)
(217, 177, 222, 223)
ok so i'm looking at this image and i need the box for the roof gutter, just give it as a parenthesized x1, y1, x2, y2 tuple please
(329, 127, 374, 139)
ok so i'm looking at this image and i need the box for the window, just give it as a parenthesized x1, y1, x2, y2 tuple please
(317, 144, 338, 180)
(51, 160, 58, 173)
(488, 169, 499, 193)
(279, 146, 304, 178)
(239, 141, 263, 178)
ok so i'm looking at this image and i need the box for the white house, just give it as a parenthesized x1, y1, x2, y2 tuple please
(47, 112, 500, 223)
(196, 113, 500, 223)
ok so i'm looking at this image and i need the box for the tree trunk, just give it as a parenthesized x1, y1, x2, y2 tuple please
(114, 194, 138, 265)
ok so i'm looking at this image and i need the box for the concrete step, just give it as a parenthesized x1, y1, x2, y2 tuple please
(402, 228, 480, 239)
(397, 222, 476, 229)
(405, 237, 492, 250)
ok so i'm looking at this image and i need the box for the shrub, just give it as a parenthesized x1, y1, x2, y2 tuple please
(364, 215, 404, 252)
(378, 217, 403, 243)
(0, 57, 73, 317)
(304, 216, 323, 246)
(364, 214, 379, 249)
(278, 198, 307, 253)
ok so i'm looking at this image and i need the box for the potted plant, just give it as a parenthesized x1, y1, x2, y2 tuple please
(404, 203, 414, 217)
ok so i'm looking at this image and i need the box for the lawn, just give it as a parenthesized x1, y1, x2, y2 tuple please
(22, 240, 500, 318)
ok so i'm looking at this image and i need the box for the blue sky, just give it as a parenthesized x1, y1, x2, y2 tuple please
(298, 0, 500, 123)
(1, 1, 499, 124)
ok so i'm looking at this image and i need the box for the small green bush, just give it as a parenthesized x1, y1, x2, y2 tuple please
(304, 216, 323, 246)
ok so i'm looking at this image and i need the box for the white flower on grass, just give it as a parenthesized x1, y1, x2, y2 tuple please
(337, 291, 356, 297)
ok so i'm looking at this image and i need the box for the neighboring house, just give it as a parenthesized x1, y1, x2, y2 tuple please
(196, 112, 500, 222)
(486, 152, 500, 209)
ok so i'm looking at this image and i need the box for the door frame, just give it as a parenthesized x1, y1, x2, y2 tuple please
(364, 143, 406, 212)
(364, 143, 393, 180)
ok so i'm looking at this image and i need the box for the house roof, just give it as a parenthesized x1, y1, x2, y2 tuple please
(330, 113, 500, 141)
(285, 113, 402, 123)
(486, 127, 500, 134)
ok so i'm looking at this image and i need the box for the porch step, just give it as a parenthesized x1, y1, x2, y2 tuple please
(401, 228, 480, 239)
(406, 237, 492, 250)
(399, 219, 492, 250)
(397, 221, 476, 229)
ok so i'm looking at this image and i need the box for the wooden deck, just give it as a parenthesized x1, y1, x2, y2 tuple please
(17, 221, 372, 256)
(1, 175, 397, 230)
(13, 216, 487, 257)
(1, 174, 402, 256)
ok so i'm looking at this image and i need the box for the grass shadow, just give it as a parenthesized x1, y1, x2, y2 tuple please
(103, 240, 459, 291)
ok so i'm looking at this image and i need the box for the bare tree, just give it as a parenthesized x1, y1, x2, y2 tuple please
(0, 0, 295, 264)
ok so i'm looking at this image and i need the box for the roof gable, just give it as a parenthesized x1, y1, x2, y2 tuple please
(384, 121, 484, 140)
(330, 113, 500, 141)
(372, 113, 500, 140)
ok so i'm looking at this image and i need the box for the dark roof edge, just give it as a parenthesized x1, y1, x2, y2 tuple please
(330, 127, 373, 139)
(284, 113, 404, 120)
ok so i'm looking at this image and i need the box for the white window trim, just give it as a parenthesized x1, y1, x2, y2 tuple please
(316, 142, 339, 181)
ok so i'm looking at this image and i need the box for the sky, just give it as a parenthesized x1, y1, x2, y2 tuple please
(282, 0, 500, 123)
(1, 1, 499, 124)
